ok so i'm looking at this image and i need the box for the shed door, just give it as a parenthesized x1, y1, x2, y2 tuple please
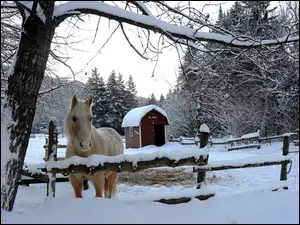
(154, 125, 165, 146)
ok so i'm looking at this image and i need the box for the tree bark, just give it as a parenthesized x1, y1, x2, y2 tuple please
(1, 1, 55, 211)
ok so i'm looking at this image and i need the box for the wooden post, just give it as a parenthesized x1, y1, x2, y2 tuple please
(46, 118, 58, 197)
(280, 135, 289, 186)
(44, 137, 49, 161)
(197, 124, 210, 189)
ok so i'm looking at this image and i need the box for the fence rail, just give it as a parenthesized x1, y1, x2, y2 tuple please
(51, 155, 208, 176)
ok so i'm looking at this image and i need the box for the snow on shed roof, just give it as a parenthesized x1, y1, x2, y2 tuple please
(122, 104, 169, 127)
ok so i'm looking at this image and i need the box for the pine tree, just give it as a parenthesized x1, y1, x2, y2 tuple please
(116, 73, 128, 117)
(158, 94, 165, 107)
(105, 70, 124, 134)
(87, 67, 109, 128)
(125, 74, 138, 110)
(147, 93, 158, 105)
(166, 89, 173, 100)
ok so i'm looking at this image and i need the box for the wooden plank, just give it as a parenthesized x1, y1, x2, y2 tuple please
(193, 159, 291, 172)
(227, 136, 259, 144)
(228, 144, 260, 151)
(259, 135, 284, 141)
(43, 144, 67, 149)
(212, 141, 227, 145)
(51, 155, 208, 175)
(181, 142, 197, 145)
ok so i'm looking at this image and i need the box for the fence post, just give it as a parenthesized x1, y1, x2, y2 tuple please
(46, 118, 58, 197)
(197, 124, 210, 189)
(280, 135, 289, 189)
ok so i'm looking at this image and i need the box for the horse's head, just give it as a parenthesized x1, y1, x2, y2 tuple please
(66, 94, 93, 153)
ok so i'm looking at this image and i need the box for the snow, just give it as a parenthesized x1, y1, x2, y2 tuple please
(181, 139, 196, 144)
(122, 104, 169, 127)
(48, 147, 208, 170)
(1, 104, 15, 200)
(23, 163, 44, 175)
(1, 39, 19, 209)
(135, 1, 153, 17)
(199, 124, 210, 133)
(283, 132, 298, 137)
(53, 1, 299, 47)
(241, 131, 259, 139)
(1, 187, 298, 224)
(37, 3, 46, 24)
(1, 135, 299, 223)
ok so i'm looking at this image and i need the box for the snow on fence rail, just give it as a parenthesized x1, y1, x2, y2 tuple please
(48, 150, 209, 175)
(207, 132, 298, 151)
(194, 134, 291, 187)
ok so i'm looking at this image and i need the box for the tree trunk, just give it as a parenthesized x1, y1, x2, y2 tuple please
(1, 2, 55, 211)
(260, 94, 268, 137)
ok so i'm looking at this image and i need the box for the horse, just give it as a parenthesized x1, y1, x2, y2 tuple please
(64, 94, 124, 198)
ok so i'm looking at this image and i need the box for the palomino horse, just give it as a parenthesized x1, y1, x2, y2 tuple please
(65, 94, 124, 198)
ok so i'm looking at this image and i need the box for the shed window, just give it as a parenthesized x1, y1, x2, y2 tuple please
(129, 127, 133, 137)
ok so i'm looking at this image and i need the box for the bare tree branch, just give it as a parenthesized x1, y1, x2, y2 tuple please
(53, 1, 299, 49)
(120, 22, 149, 60)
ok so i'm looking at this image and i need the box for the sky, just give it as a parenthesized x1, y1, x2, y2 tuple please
(53, 1, 234, 99)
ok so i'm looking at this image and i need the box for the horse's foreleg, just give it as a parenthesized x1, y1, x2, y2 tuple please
(69, 174, 83, 198)
(104, 178, 109, 198)
(107, 172, 117, 198)
(92, 172, 105, 198)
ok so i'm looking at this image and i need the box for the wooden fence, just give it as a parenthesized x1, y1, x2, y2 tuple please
(21, 119, 295, 204)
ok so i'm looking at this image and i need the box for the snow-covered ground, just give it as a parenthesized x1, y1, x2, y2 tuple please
(1, 135, 299, 224)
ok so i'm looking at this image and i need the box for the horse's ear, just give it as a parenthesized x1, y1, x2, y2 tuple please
(85, 94, 93, 107)
(71, 95, 78, 108)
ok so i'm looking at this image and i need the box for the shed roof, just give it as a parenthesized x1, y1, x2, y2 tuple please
(122, 104, 169, 127)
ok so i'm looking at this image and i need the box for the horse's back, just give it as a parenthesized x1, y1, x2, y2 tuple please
(93, 127, 124, 156)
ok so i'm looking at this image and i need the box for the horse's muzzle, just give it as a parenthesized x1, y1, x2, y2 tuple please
(80, 140, 91, 149)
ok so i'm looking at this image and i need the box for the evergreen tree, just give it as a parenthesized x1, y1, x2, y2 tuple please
(125, 74, 138, 110)
(158, 94, 165, 107)
(166, 89, 173, 100)
(116, 72, 129, 118)
(147, 93, 158, 105)
(87, 67, 109, 128)
(105, 70, 124, 134)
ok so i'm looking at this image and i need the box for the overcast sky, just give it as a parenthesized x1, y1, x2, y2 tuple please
(54, 1, 234, 99)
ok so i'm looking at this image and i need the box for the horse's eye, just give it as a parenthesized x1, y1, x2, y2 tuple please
(72, 116, 77, 122)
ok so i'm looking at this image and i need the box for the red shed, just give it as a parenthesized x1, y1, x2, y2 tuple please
(122, 104, 169, 149)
